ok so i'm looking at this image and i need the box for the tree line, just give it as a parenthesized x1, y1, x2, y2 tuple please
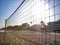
(1, 19, 60, 32)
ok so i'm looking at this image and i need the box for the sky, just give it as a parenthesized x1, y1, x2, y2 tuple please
(0, 0, 60, 28)
(0, 0, 23, 28)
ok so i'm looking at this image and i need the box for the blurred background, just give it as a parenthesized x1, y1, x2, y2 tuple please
(0, 0, 60, 45)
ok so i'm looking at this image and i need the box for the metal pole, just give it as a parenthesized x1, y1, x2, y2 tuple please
(4, 19, 7, 45)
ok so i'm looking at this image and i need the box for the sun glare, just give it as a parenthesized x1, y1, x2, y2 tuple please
(32, 0, 49, 24)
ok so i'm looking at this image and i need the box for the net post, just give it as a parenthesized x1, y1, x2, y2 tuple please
(4, 19, 7, 45)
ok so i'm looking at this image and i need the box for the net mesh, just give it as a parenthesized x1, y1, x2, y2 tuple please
(4, 0, 60, 45)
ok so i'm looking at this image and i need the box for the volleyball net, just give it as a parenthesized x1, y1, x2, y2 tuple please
(4, 0, 60, 45)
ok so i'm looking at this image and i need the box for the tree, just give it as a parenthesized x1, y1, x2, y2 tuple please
(22, 23, 30, 30)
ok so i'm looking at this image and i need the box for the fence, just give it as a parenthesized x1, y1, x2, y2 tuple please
(4, 0, 60, 45)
